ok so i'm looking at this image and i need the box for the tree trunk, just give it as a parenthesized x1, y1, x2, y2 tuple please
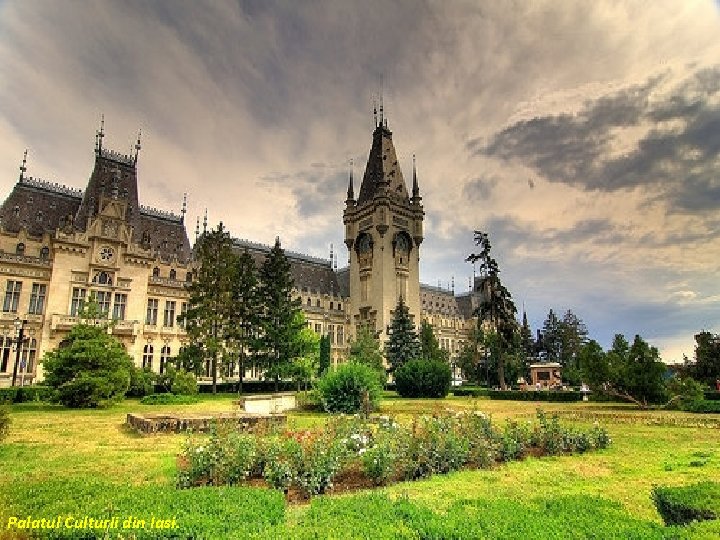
(498, 354, 507, 391)
(211, 352, 217, 394)
(238, 351, 244, 396)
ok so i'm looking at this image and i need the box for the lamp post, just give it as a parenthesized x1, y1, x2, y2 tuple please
(11, 317, 28, 387)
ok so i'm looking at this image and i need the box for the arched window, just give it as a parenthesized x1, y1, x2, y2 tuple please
(330, 302, 334, 310)
(169, 269, 176, 280)
(316, 299, 321, 307)
(39, 246, 50, 260)
(307, 298, 311, 307)
(338, 303, 342, 311)
(160, 345, 171, 374)
(185, 271, 193, 282)
(142, 345, 154, 370)
(16, 243, 25, 255)
(152, 267, 160, 277)
(92, 271, 112, 286)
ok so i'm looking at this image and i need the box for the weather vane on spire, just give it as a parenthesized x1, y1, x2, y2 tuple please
(181, 193, 187, 222)
(133, 129, 142, 164)
(96, 114, 105, 155)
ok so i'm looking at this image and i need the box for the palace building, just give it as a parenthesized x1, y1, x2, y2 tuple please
(0, 116, 480, 387)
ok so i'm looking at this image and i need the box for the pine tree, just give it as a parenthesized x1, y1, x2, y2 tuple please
(256, 237, 303, 391)
(419, 319, 448, 363)
(227, 249, 260, 394)
(540, 309, 561, 362)
(385, 297, 421, 373)
(466, 231, 517, 390)
(184, 223, 237, 393)
(318, 334, 331, 377)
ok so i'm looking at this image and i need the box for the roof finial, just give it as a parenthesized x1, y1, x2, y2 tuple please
(334, 253, 338, 271)
(195, 216, 200, 242)
(96, 114, 105, 155)
(133, 129, 142, 164)
(203, 208, 208, 234)
(346, 158, 355, 204)
(412, 154, 421, 202)
(19, 149, 27, 182)
(372, 95, 378, 127)
(329, 243, 334, 264)
(452, 275, 455, 294)
(181, 193, 187, 223)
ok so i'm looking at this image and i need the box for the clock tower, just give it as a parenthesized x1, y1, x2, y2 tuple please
(343, 117, 424, 346)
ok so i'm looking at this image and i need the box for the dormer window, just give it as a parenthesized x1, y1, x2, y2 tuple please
(152, 267, 160, 277)
(36, 211, 43, 223)
(16, 243, 25, 255)
(169, 269, 176, 280)
(92, 271, 113, 286)
(13, 206, 19, 217)
(40, 246, 50, 260)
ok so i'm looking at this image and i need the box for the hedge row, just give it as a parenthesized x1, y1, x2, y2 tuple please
(196, 381, 297, 394)
(652, 482, 720, 526)
(452, 387, 491, 397)
(4, 478, 285, 539)
(682, 400, 720, 413)
(0, 385, 54, 404)
(488, 390, 583, 402)
(704, 391, 720, 401)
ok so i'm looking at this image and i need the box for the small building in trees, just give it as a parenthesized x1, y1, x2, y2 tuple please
(529, 362, 563, 390)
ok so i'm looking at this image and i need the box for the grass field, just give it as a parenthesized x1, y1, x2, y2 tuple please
(1, 395, 719, 538)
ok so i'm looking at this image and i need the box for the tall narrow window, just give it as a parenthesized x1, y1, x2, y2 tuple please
(142, 344, 154, 370)
(179, 302, 188, 329)
(95, 291, 111, 314)
(337, 326, 344, 346)
(113, 293, 127, 320)
(315, 323, 322, 334)
(328, 325, 335, 345)
(39, 246, 50, 260)
(163, 301, 176, 327)
(169, 269, 176, 280)
(70, 287, 86, 316)
(0, 337, 12, 372)
(146, 298, 159, 325)
(28, 283, 47, 315)
(21, 338, 37, 373)
(160, 345, 171, 374)
(3, 281, 22, 313)
(16, 243, 25, 255)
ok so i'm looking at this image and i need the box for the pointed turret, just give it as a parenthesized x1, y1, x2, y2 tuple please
(345, 159, 355, 205)
(19, 150, 27, 182)
(411, 154, 421, 204)
(356, 120, 410, 207)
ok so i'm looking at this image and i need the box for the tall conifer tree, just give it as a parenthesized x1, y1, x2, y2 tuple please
(385, 297, 421, 373)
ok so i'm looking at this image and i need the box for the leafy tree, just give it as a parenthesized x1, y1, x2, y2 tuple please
(256, 237, 303, 391)
(466, 231, 518, 390)
(173, 344, 205, 376)
(385, 297, 421, 373)
(314, 362, 382, 414)
(559, 310, 588, 381)
(580, 334, 667, 408)
(43, 306, 134, 408)
(318, 334, 331, 377)
(226, 249, 261, 394)
(184, 223, 237, 393)
(692, 331, 720, 385)
(539, 309, 561, 362)
(419, 320, 448, 363)
(456, 323, 485, 385)
(126, 366, 155, 397)
(287, 312, 320, 391)
(349, 325, 385, 381)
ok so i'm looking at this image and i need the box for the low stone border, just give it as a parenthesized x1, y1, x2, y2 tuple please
(126, 412, 286, 434)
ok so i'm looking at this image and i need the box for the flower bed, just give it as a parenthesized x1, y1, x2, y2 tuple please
(177, 409, 611, 500)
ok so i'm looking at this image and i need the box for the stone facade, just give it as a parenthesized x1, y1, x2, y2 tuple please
(0, 118, 481, 387)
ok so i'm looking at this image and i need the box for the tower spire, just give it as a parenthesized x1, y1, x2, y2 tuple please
(346, 158, 355, 204)
(411, 154, 421, 202)
(181, 193, 187, 223)
(19, 149, 27, 182)
(195, 216, 200, 242)
(329, 243, 334, 265)
(96, 114, 105, 155)
(133, 129, 142, 165)
(203, 208, 208, 233)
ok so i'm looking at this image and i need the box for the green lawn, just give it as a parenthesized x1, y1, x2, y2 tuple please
(1, 396, 719, 538)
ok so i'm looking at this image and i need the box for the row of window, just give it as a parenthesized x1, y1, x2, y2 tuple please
(141, 344, 173, 373)
(0, 336, 37, 373)
(12, 243, 50, 260)
(145, 298, 187, 327)
(3, 281, 46, 315)
(151, 267, 191, 281)
(304, 297, 342, 311)
(310, 322, 344, 346)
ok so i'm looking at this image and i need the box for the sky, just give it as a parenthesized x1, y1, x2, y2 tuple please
(1, 0, 719, 362)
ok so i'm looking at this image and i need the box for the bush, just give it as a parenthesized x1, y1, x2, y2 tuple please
(171, 369, 198, 395)
(394, 359, 451, 398)
(652, 482, 720, 526)
(16, 385, 54, 403)
(0, 404, 9, 441)
(127, 366, 155, 397)
(452, 387, 490, 397)
(682, 399, 720, 413)
(0, 387, 18, 403)
(140, 393, 200, 405)
(666, 377, 705, 410)
(43, 323, 134, 408)
(314, 362, 382, 414)
(704, 391, 720, 401)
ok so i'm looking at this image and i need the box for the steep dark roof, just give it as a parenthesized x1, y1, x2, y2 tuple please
(357, 124, 410, 207)
(0, 177, 82, 236)
(232, 238, 345, 298)
(138, 210, 192, 264)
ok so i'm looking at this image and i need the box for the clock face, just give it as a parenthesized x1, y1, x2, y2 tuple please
(99, 246, 115, 263)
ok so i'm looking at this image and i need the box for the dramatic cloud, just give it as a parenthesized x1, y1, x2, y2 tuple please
(1, 0, 720, 361)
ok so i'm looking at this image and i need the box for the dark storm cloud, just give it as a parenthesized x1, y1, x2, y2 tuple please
(476, 67, 720, 213)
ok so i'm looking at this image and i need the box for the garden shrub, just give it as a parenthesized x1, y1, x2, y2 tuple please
(489, 390, 582, 402)
(314, 362, 382, 414)
(15, 385, 54, 403)
(263, 437, 300, 492)
(5, 478, 285, 539)
(704, 391, 720, 401)
(0, 387, 18, 403)
(0, 404, 9, 442)
(452, 387, 490, 397)
(43, 323, 134, 408)
(394, 359, 451, 398)
(126, 366, 155, 397)
(139, 393, 200, 405)
(652, 482, 720, 526)
(682, 399, 720, 413)
(171, 369, 198, 395)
